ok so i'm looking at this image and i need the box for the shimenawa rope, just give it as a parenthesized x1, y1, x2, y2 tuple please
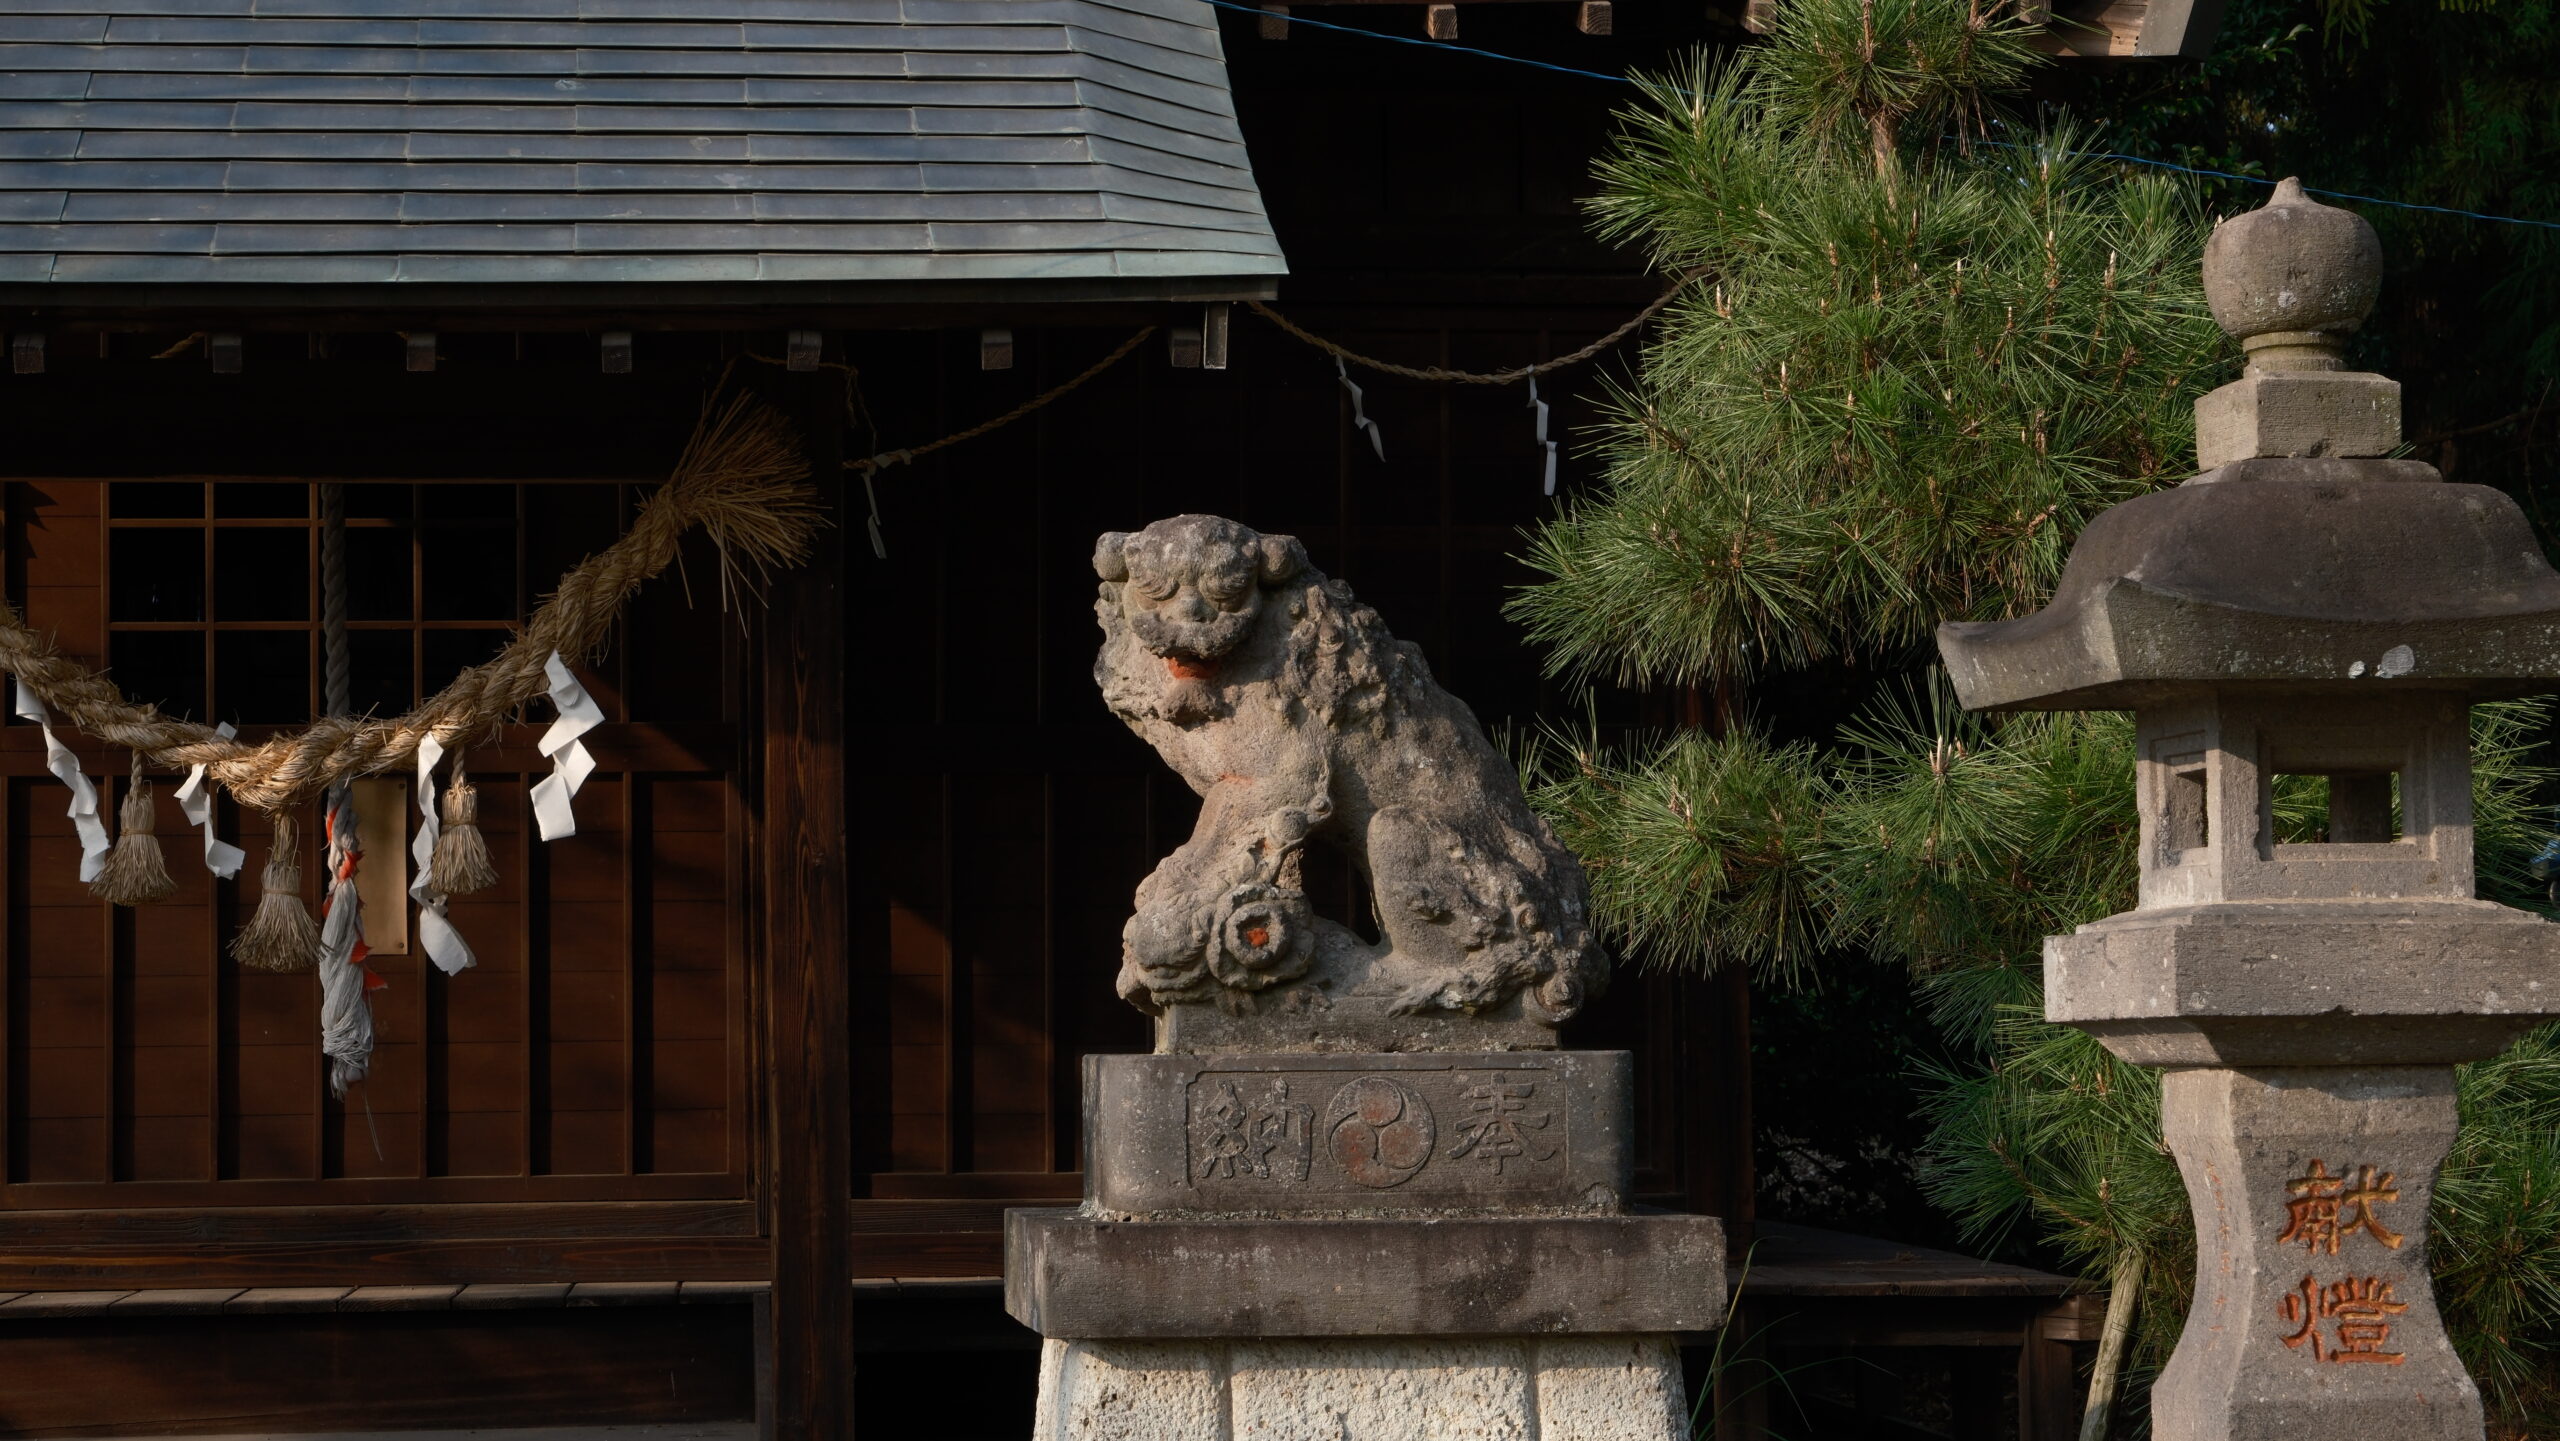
(0, 392, 818, 814)
(1242, 269, 1708, 385)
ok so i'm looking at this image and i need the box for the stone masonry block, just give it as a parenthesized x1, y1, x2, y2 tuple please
(1006, 1209, 1726, 1339)
(2195, 370, 2399, 469)
(2153, 1067, 2480, 1441)
(1532, 1335, 1689, 1441)
(1229, 1338, 1532, 1441)
(1035, 1337, 1229, 1441)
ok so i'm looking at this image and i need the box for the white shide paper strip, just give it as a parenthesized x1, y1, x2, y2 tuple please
(1336, 356, 1386, 461)
(1529, 375, 1558, 497)
(14, 681, 109, 882)
(529, 651, 603, 843)
(317, 783, 373, 1098)
(407, 733, 476, 976)
(173, 721, 246, 879)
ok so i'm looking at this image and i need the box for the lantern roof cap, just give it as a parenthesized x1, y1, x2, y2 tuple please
(1937, 459, 2560, 711)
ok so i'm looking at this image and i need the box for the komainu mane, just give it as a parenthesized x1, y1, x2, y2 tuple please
(1094, 514, 1604, 1032)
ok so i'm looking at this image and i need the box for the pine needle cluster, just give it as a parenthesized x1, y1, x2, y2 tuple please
(1509, 8, 2226, 690)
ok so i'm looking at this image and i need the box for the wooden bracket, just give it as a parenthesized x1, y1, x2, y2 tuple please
(1202, 303, 1231, 371)
(209, 333, 242, 374)
(10, 332, 41, 375)
(1261, 0, 1617, 41)
(786, 329, 822, 372)
(979, 327, 1014, 370)
(600, 330, 633, 374)
(2035, 1291, 2109, 1342)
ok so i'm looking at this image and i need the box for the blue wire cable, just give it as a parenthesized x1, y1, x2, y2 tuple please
(1202, 0, 2560, 233)
(2085, 153, 2560, 231)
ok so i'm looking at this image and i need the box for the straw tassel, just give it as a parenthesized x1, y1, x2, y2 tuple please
(431, 763, 498, 896)
(231, 811, 318, 973)
(90, 754, 175, 906)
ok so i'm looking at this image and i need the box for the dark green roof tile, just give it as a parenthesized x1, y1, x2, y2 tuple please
(0, 0, 1281, 296)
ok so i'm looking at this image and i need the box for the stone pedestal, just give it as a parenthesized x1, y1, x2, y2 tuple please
(2153, 1067, 2481, 1440)
(1008, 1054, 1723, 1441)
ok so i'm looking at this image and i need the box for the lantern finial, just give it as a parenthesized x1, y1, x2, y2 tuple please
(2194, 178, 2398, 465)
(2202, 177, 2384, 370)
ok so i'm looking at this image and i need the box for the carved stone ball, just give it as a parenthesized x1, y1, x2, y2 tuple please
(2202, 177, 2383, 342)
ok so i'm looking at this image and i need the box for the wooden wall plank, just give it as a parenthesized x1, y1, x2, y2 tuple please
(0, 1198, 753, 1244)
(0, 1234, 772, 1289)
(0, 1306, 754, 1434)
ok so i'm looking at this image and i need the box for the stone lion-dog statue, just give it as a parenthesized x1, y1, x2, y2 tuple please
(1094, 514, 1604, 1040)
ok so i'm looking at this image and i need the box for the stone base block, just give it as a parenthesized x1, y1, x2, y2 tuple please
(2195, 370, 2399, 469)
(1084, 1050, 1632, 1216)
(2047, 900, 2560, 1064)
(1006, 1209, 1724, 1338)
(1032, 1335, 1687, 1441)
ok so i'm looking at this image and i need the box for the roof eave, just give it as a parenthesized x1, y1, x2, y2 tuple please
(0, 270, 1284, 323)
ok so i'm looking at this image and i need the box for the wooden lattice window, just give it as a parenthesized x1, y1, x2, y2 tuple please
(102, 480, 528, 725)
(2, 479, 748, 1205)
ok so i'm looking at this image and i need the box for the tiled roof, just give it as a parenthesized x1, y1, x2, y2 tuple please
(0, 0, 1284, 297)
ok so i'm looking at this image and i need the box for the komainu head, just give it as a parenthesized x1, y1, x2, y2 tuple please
(1094, 514, 1308, 667)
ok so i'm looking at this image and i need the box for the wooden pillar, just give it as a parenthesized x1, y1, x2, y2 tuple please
(765, 371, 853, 1438)
(1708, 1303, 1773, 1441)
(2018, 1308, 2084, 1441)
(1681, 964, 1756, 1242)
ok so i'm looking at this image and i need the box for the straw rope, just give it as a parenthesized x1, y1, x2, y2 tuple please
(736, 326, 1157, 481)
(842, 327, 1154, 477)
(1241, 269, 1709, 385)
(718, 273, 1698, 511)
(0, 392, 817, 814)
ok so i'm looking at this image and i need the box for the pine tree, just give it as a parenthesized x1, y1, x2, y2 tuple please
(1507, 2, 2222, 695)
(1514, 0, 2560, 1431)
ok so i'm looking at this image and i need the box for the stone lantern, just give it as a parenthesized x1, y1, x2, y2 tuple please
(1938, 179, 2560, 1439)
